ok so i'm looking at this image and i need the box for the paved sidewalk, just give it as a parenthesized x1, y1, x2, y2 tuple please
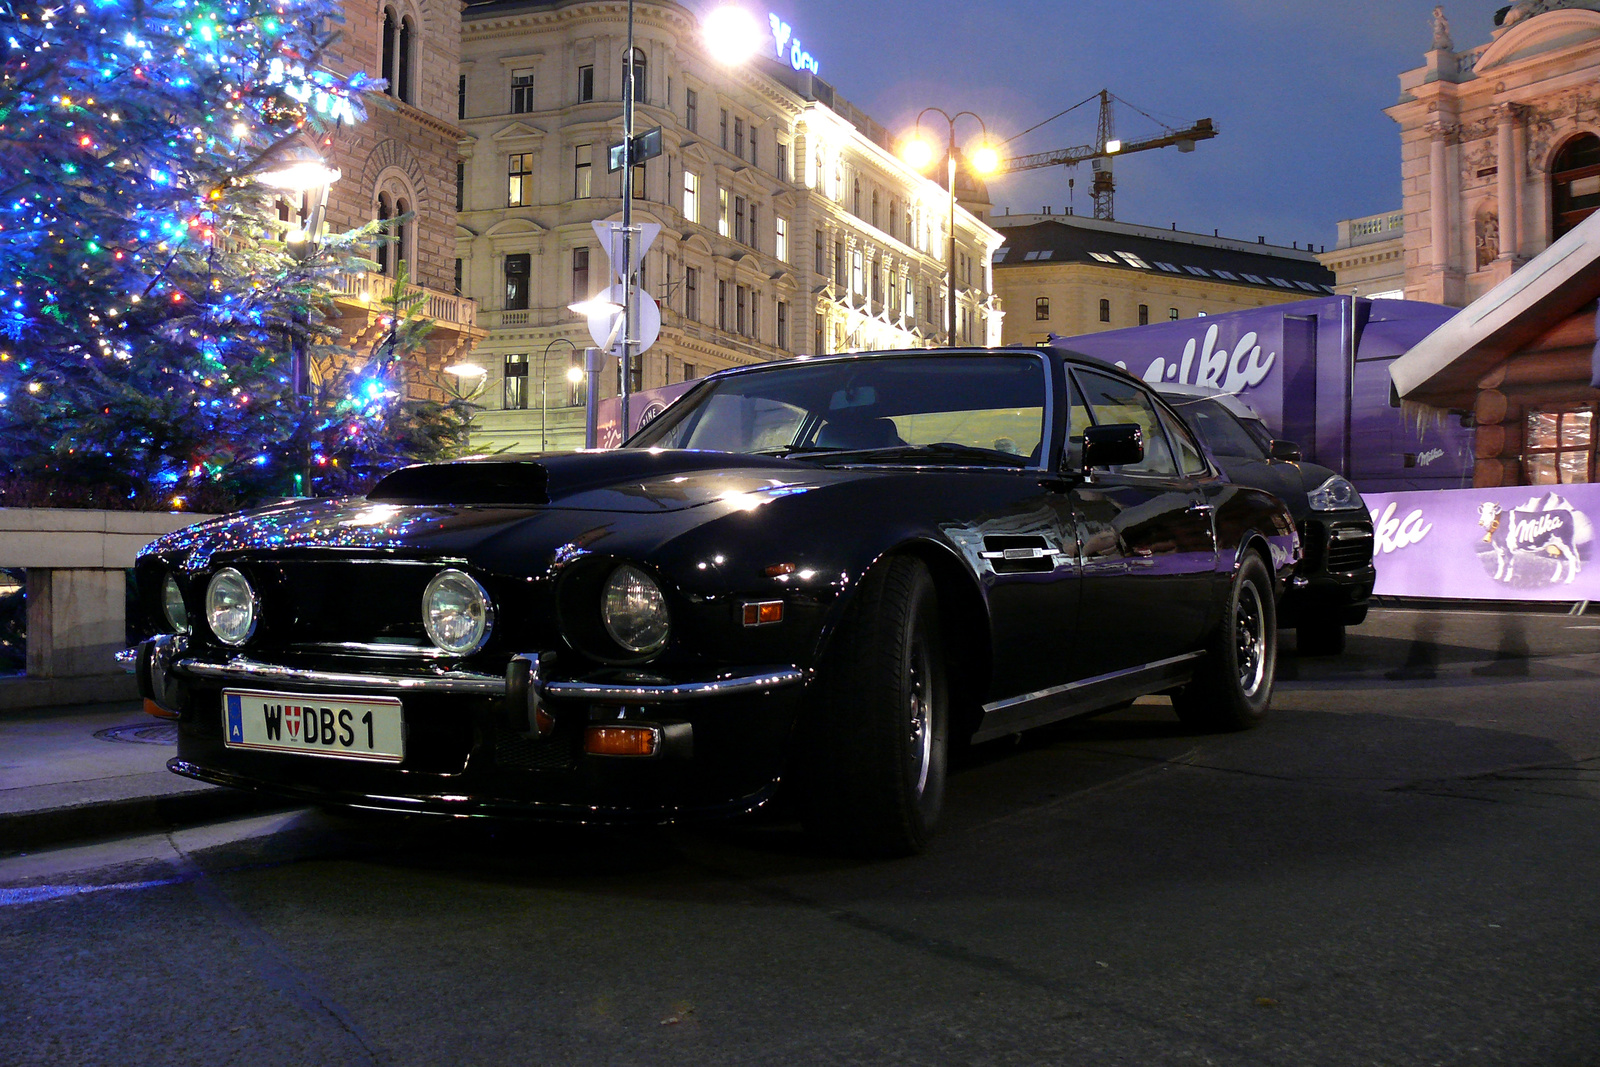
(0, 700, 284, 855)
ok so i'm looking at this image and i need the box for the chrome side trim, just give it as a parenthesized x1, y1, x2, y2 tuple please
(981, 651, 1205, 716)
(170, 655, 804, 703)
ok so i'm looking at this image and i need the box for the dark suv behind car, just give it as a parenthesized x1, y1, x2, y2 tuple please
(1157, 384, 1375, 654)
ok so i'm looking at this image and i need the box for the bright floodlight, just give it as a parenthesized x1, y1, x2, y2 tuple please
(445, 363, 487, 378)
(568, 297, 624, 318)
(566, 365, 585, 383)
(1104, 139, 1123, 154)
(901, 135, 936, 172)
(259, 159, 341, 193)
(969, 144, 1000, 176)
(703, 7, 762, 65)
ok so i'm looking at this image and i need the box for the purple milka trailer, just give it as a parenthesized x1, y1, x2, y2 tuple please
(1054, 296, 1474, 492)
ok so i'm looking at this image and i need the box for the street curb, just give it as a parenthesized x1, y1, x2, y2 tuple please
(1, 787, 294, 855)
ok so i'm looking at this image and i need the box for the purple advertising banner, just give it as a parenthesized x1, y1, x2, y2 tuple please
(1365, 483, 1598, 602)
(595, 380, 696, 449)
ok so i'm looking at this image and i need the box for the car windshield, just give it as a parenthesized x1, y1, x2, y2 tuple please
(629, 355, 1048, 465)
(1167, 396, 1269, 460)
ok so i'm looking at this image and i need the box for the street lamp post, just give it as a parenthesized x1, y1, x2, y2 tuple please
(540, 337, 577, 453)
(902, 109, 997, 348)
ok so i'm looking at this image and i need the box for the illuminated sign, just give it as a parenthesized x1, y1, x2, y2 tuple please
(266, 58, 364, 126)
(768, 14, 819, 75)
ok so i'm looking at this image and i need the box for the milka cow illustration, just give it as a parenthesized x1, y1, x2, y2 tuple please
(1477, 497, 1583, 584)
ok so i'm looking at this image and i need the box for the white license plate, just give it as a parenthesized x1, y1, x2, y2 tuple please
(222, 688, 405, 763)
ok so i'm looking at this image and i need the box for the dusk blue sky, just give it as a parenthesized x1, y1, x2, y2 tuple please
(756, 1, 1514, 249)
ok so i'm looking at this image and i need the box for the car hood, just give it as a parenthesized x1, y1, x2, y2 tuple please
(140, 451, 862, 570)
(1212, 456, 1346, 522)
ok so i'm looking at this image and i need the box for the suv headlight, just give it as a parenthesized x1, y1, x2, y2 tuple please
(1307, 475, 1361, 512)
(162, 574, 190, 634)
(601, 564, 670, 654)
(423, 569, 494, 654)
(205, 568, 257, 646)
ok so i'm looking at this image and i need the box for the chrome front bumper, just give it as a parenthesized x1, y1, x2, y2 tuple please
(128, 635, 804, 730)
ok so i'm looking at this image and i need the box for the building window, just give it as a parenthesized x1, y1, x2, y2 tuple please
(381, 8, 414, 105)
(871, 257, 882, 304)
(815, 230, 825, 274)
(749, 129, 758, 167)
(718, 279, 728, 331)
(718, 189, 729, 236)
(751, 291, 760, 340)
(504, 253, 530, 310)
(510, 69, 535, 113)
(455, 161, 465, 211)
(749, 204, 760, 253)
(684, 266, 699, 320)
(1035, 297, 1050, 321)
(1552, 134, 1600, 240)
(457, 74, 466, 119)
(632, 162, 646, 200)
(568, 353, 586, 407)
(734, 195, 746, 244)
(572, 144, 591, 200)
(1524, 407, 1595, 483)
(504, 353, 528, 409)
(683, 361, 697, 382)
(578, 64, 594, 102)
(626, 48, 646, 103)
(736, 284, 747, 335)
(1098, 299, 1111, 323)
(1169, 307, 1180, 320)
(777, 300, 788, 350)
(889, 198, 899, 240)
(453, 258, 462, 295)
(1138, 303, 1149, 326)
(924, 284, 933, 321)
(571, 247, 590, 301)
(775, 217, 788, 262)
(508, 153, 534, 206)
(871, 190, 880, 229)
(685, 87, 698, 131)
(720, 109, 729, 150)
(835, 240, 846, 287)
(853, 176, 861, 216)
(776, 140, 788, 182)
(734, 117, 745, 159)
(683, 171, 700, 223)
(375, 193, 394, 275)
(815, 311, 826, 354)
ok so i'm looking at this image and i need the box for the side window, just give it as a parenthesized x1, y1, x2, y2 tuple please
(1075, 369, 1177, 476)
(1065, 375, 1090, 471)
(1159, 404, 1208, 476)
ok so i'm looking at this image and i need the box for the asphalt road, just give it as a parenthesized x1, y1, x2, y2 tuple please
(3, 608, 1598, 1067)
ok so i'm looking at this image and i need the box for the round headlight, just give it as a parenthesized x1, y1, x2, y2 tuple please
(1307, 475, 1361, 512)
(162, 574, 190, 634)
(601, 564, 670, 654)
(422, 568, 493, 654)
(205, 567, 257, 646)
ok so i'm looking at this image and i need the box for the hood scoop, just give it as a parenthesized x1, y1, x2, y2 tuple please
(369, 460, 550, 506)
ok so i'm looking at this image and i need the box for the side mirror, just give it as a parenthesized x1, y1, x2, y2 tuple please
(1270, 440, 1302, 462)
(1082, 423, 1143, 469)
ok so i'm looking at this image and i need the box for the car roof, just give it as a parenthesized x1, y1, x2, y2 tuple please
(700, 345, 1153, 389)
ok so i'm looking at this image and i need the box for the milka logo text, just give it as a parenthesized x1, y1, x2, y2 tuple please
(1372, 501, 1432, 554)
(1139, 323, 1276, 394)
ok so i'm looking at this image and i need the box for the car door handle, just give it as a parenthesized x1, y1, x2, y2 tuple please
(1186, 502, 1214, 515)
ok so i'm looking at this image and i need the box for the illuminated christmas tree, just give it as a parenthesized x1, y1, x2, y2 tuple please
(0, 0, 462, 509)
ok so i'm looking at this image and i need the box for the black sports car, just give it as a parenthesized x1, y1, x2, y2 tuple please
(1155, 383, 1375, 655)
(131, 348, 1299, 856)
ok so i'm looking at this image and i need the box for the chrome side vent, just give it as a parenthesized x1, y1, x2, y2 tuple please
(980, 535, 1068, 574)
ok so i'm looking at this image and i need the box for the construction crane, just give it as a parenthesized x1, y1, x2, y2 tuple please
(996, 89, 1217, 221)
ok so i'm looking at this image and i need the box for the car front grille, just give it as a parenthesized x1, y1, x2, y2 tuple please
(1325, 526, 1374, 573)
(493, 726, 581, 771)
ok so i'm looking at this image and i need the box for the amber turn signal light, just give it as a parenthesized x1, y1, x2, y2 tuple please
(143, 698, 178, 721)
(741, 600, 784, 626)
(584, 725, 659, 757)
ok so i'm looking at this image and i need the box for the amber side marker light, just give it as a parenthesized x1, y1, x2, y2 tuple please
(584, 725, 660, 757)
(742, 600, 784, 626)
(144, 698, 178, 721)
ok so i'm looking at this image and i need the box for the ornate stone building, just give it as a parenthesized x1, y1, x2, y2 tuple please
(454, 0, 1002, 453)
(1384, 1, 1600, 307)
(300, 0, 483, 387)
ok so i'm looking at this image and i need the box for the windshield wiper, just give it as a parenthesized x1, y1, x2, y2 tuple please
(776, 442, 1030, 467)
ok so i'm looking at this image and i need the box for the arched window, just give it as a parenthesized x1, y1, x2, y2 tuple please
(627, 47, 646, 104)
(381, 7, 414, 103)
(394, 197, 412, 273)
(1552, 133, 1600, 240)
(871, 189, 880, 229)
(853, 177, 861, 217)
(375, 193, 393, 276)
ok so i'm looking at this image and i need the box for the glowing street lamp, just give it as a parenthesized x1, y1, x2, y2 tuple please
(703, 7, 763, 66)
(902, 109, 997, 347)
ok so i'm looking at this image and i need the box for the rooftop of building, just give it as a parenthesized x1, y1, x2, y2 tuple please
(991, 213, 1336, 295)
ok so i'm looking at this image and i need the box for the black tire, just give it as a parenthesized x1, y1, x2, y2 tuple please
(1172, 552, 1276, 732)
(1296, 618, 1347, 656)
(802, 556, 947, 858)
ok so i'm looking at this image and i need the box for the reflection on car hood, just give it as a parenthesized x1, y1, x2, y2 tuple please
(1213, 457, 1345, 520)
(139, 450, 846, 567)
